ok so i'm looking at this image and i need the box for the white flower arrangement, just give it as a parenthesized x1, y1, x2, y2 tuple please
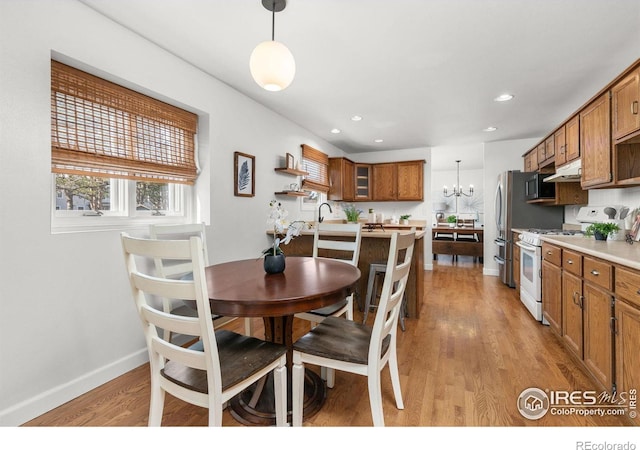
(264, 200, 307, 256)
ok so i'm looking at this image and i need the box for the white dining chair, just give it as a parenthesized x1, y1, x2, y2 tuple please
(293, 222, 362, 388)
(292, 231, 415, 426)
(121, 233, 287, 426)
(295, 222, 362, 325)
(150, 223, 254, 339)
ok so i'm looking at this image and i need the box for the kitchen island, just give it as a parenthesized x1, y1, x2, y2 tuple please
(270, 225, 425, 319)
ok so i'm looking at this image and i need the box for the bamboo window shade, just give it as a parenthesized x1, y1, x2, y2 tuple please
(300, 144, 329, 192)
(51, 60, 198, 184)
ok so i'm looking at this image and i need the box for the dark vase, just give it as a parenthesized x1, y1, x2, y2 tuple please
(594, 231, 607, 241)
(264, 254, 286, 274)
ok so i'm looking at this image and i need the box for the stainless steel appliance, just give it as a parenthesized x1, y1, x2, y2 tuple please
(516, 229, 583, 322)
(494, 171, 564, 287)
(525, 172, 556, 201)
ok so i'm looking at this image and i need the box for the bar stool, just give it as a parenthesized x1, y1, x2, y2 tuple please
(363, 262, 408, 331)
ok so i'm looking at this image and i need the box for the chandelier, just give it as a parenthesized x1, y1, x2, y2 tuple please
(443, 160, 474, 198)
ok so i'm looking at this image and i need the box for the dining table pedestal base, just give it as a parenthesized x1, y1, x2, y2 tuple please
(229, 369, 326, 426)
(228, 314, 327, 425)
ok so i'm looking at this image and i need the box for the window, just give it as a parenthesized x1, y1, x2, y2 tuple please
(50, 60, 197, 231)
(300, 144, 329, 193)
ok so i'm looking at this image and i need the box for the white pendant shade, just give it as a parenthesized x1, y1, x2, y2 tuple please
(250, 40, 296, 91)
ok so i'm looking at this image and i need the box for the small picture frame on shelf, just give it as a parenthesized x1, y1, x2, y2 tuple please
(234, 151, 255, 197)
(286, 153, 295, 170)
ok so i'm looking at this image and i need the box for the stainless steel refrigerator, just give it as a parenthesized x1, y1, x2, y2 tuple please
(494, 171, 564, 287)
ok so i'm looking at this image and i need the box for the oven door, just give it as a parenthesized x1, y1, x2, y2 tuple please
(515, 240, 543, 321)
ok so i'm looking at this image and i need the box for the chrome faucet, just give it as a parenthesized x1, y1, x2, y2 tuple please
(318, 202, 332, 223)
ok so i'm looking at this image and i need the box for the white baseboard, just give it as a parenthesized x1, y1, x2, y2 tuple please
(0, 348, 148, 426)
(483, 268, 499, 276)
(424, 262, 433, 271)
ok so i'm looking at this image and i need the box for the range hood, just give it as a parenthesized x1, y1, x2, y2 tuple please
(543, 159, 581, 182)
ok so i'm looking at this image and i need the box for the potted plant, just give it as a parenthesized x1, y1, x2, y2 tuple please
(584, 222, 620, 241)
(343, 203, 363, 223)
(400, 214, 411, 225)
(446, 215, 457, 228)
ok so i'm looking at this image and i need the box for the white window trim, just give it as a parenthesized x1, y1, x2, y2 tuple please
(51, 176, 195, 234)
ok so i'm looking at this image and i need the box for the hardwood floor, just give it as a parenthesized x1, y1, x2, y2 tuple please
(24, 257, 632, 428)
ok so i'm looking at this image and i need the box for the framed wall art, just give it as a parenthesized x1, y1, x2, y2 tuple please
(286, 152, 295, 170)
(234, 151, 255, 197)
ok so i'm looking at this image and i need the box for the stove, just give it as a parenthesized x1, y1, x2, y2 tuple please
(520, 228, 584, 247)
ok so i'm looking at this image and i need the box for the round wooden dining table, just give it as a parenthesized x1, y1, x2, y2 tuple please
(204, 256, 360, 426)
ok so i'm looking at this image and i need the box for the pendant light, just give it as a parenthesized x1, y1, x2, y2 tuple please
(250, 0, 296, 92)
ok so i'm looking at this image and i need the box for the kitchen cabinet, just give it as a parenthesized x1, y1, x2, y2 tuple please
(330, 159, 423, 202)
(541, 242, 562, 335)
(614, 266, 640, 426)
(612, 67, 640, 141)
(328, 157, 355, 201)
(372, 163, 397, 201)
(561, 252, 614, 391)
(513, 232, 521, 293)
(354, 164, 371, 201)
(396, 160, 424, 200)
(524, 149, 538, 172)
(554, 126, 567, 166)
(537, 137, 555, 168)
(580, 93, 613, 188)
(565, 115, 580, 163)
(562, 270, 583, 359)
(583, 281, 614, 391)
(372, 160, 424, 201)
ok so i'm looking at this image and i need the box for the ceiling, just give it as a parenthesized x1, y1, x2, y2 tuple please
(80, 0, 640, 156)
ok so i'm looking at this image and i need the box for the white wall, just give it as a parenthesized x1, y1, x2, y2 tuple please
(0, 0, 344, 426)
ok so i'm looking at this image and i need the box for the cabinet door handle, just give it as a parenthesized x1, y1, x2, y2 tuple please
(632, 100, 638, 115)
(567, 259, 573, 265)
(590, 269, 600, 276)
(546, 250, 553, 255)
(636, 288, 640, 295)
(611, 317, 618, 334)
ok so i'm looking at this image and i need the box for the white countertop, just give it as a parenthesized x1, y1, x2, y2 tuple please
(539, 235, 640, 271)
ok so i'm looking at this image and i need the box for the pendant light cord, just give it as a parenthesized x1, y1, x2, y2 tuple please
(271, 1, 275, 41)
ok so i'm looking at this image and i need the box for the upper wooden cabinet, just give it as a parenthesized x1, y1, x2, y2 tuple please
(372, 163, 397, 201)
(612, 67, 640, 141)
(328, 157, 355, 201)
(372, 160, 425, 201)
(354, 164, 371, 201)
(580, 93, 612, 188)
(554, 126, 567, 166)
(565, 115, 580, 163)
(524, 148, 538, 172)
(537, 137, 555, 168)
(329, 158, 424, 202)
(396, 160, 425, 200)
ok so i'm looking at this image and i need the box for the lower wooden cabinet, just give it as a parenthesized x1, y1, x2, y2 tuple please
(562, 270, 584, 359)
(542, 259, 562, 334)
(614, 299, 640, 425)
(583, 282, 614, 390)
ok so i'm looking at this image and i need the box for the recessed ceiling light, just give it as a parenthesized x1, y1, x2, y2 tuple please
(483, 126, 497, 132)
(374, 139, 384, 143)
(351, 115, 363, 121)
(494, 94, 514, 102)
(330, 128, 341, 134)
